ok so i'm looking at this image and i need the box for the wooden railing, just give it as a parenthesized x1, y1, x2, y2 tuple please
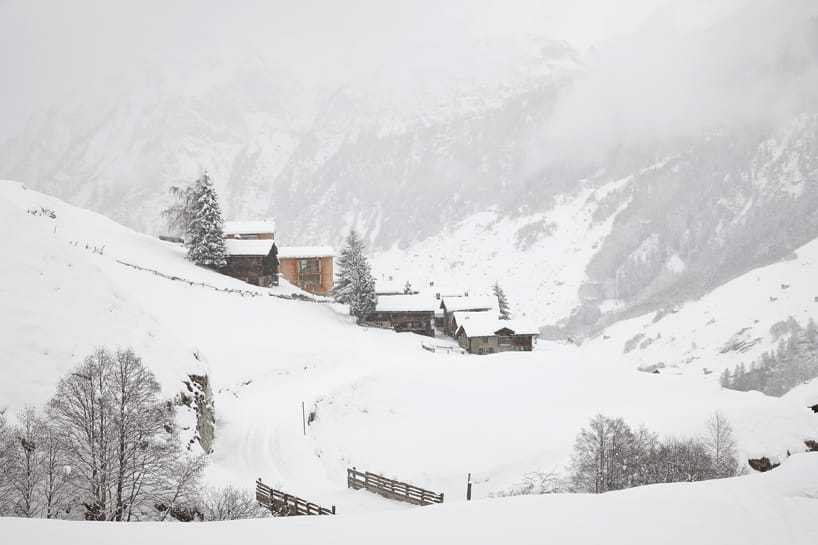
(347, 467, 443, 506)
(255, 479, 335, 516)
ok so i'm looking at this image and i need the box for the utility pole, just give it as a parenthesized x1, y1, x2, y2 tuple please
(301, 401, 306, 436)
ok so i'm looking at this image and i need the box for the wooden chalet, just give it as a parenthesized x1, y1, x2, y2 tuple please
(277, 247, 335, 295)
(455, 315, 539, 355)
(223, 239, 279, 287)
(439, 295, 499, 335)
(221, 221, 334, 295)
(364, 294, 436, 337)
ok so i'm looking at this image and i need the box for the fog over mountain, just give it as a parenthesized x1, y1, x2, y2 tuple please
(1, 0, 817, 333)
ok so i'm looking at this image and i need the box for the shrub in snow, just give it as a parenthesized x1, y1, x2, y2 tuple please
(490, 470, 566, 497)
(200, 485, 269, 520)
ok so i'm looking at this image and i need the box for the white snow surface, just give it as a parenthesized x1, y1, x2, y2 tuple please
(224, 238, 275, 256)
(375, 294, 438, 313)
(456, 314, 540, 337)
(440, 295, 499, 313)
(1, 180, 817, 523)
(2, 453, 818, 544)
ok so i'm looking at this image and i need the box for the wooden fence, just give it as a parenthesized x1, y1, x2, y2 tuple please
(255, 479, 335, 516)
(347, 467, 444, 506)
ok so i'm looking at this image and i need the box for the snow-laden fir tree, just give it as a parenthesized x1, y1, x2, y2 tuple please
(333, 230, 376, 320)
(186, 171, 227, 268)
(332, 230, 365, 304)
(493, 281, 511, 320)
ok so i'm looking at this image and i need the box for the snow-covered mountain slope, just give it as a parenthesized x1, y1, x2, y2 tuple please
(582, 233, 818, 379)
(2, 2, 817, 338)
(2, 181, 817, 515)
(3, 453, 818, 545)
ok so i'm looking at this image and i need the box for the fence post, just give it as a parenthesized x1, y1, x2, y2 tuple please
(466, 473, 472, 501)
(332, 505, 336, 515)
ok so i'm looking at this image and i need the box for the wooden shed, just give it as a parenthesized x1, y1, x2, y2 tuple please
(223, 239, 279, 286)
(277, 247, 335, 295)
(455, 315, 538, 355)
(364, 294, 436, 337)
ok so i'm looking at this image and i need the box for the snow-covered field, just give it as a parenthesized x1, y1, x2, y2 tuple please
(1, 180, 817, 522)
(3, 453, 818, 545)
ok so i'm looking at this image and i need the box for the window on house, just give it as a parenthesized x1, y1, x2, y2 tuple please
(297, 258, 321, 287)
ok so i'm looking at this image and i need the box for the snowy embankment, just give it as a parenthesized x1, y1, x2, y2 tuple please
(1, 180, 817, 517)
(3, 453, 818, 545)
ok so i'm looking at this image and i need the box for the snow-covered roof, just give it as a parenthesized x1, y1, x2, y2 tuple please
(223, 220, 276, 236)
(224, 242, 335, 258)
(375, 294, 438, 313)
(375, 276, 409, 294)
(456, 314, 540, 337)
(452, 310, 490, 325)
(224, 239, 274, 256)
(278, 246, 335, 258)
(441, 295, 499, 313)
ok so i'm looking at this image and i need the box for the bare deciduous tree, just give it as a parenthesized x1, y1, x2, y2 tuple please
(703, 412, 740, 478)
(3, 407, 46, 517)
(49, 347, 195, 521)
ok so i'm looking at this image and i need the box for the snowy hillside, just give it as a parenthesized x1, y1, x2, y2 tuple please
(3, 453, 818, 544)
(585, 234, 818, 379)
(1, 181, 816, 517)
(3, 1, 817, 339)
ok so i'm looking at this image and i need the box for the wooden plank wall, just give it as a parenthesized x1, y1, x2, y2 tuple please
(347, 467, 444, 506)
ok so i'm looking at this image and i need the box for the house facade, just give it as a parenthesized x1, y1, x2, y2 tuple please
(364, 294, 436, 337)
(277, 247, 335, 295)
(455, 315, 538, 355)
(223, 239, 279, 287)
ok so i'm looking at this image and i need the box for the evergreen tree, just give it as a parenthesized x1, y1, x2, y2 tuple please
(493, 281, 511, 320)
(333, 230, 376, 320)
(185, 171, 227, 268)
(332, 230, 365, 304)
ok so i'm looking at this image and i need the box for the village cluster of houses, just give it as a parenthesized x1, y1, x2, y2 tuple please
(219, 222, 537, 355)
(367, 291, 538, 355)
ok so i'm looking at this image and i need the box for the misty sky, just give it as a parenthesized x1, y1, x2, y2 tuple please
(0, 0, 742, 141)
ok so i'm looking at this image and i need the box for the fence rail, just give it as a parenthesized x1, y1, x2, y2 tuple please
(255, 479, 335, 516)
(347, 467, 443, 506)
